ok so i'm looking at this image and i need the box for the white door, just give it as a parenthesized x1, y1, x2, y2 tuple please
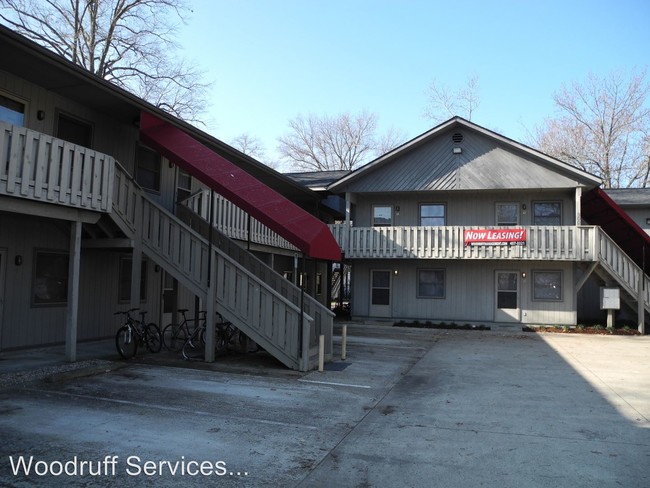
(0, 249, 6, 348)
(369, 269, 392, 318)
(495, 271, 519, 322)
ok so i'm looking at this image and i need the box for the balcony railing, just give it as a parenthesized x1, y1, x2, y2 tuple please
(183, 189, 298, 251)
(329, 224, 597, 261)
(0, 121, 114, 212)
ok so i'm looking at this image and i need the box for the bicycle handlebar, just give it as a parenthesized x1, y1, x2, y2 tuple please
(113, 307, 140, 316)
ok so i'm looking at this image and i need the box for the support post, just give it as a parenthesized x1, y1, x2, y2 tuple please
(204, 250, 217, 363)
(65, 220, 82, 362)
(130, 195, 143, 310)
(341, 325, 347, 361)
(300, 316, 311, 372)
(318, 334, 324, 372)
(638, 267, 645, 334)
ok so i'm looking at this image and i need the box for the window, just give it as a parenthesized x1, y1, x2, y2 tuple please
(417, 269, 445, 299)
(136, 144, 161, 192)
(118, 257, 148, 302)
(316, 273, 322, 295)
(496, 203, 519, 226)
(496, 272, 518, 309)
(0, 93, 25, 126)
(420, 203, 446, 226)
(371, 270, 390, 305)
(533, 271, 562, 301)
(57, 113, 93, 147)
(372, 205, 392, 226)
(533, 202, 562, 225)
(176, 169, 192, 202)
(32, 251, 68, 306)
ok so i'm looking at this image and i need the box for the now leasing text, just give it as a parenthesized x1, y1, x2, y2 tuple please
(8, 455, 248, 477)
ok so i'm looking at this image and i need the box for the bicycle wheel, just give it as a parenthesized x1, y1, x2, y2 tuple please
(115, 325, 137, 359)
(214, 326, 228, 354)
(182, 327, 205, 361)
(162, 323, 188, 352)
(144, 323, 162, 353)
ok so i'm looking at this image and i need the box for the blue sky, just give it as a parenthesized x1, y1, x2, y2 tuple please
(178, 0, 650, 168)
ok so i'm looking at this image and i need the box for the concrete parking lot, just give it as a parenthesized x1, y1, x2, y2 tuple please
(0, 324, 648, 487)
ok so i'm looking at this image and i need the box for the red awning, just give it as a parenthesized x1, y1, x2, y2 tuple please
(582, 188, 650, 273)
(139, 112, 341, 261)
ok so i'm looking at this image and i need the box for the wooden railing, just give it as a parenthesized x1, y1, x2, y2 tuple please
(184, 189, 298, 251)
(0, 121, 113, 212)
(596, 227, 650, 311)
(112, 163, 324, 370)
(329, 224, 596, 261)
(177, 203, 334, 363)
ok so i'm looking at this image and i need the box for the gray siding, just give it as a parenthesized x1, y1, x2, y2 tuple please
(342, 127, 583, 193)
(0, 68, 178, 214)
(355, 189, 576, 227)
(0, 213, 165, 349)
(0, 214, 69, 348)
(351, 260, 576, 325)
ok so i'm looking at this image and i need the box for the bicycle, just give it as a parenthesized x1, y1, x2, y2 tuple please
(162, 309, 206, 352)
(182, 313, 245, 361)
(114, 308, 162, 359)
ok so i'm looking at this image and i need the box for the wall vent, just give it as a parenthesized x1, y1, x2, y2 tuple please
(452, 132, 463, 144)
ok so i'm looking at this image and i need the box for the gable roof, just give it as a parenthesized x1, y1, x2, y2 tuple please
(285, 170, 351, 191)
(328, 117, 602, 192)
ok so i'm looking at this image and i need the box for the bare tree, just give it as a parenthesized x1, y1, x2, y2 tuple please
(532, 68, 650, 188)
(0, 0, 210, 124)
(424, 75, 480, 123)
(230, 133, 266, 160)
(277, 111, 404, 172)
(230, 133, 279, 170)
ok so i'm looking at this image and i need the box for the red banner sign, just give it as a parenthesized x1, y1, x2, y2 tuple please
(464, 228, 527, 246)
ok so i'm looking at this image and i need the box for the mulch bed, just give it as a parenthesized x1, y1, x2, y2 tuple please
(394, 321, 491, 331)
(522, 325, 641, 335)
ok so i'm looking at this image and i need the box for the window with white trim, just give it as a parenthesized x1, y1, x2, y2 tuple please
(496, 203, 519, 225)
(0, 93, 25, 126)
(533, 270, 562, 301)
(372, 205, 392, 226)
(136, 144, 162, 192)
(57, 113, 93, 147)
(32, 251, 68, 306)
(420, 203, 446, 226)
(417, 269, 445, 299)
(533, 202, 562, 225)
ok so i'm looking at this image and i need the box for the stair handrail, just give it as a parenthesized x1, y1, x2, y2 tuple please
(112, 163, 310, 313)
(595, 226, 650, 311)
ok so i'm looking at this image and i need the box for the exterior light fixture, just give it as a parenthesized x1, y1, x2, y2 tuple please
(394, 269, 398, 276)
(14, 255, 23, 266)
(37, 110, 45, 121)
(452, 147, 462, 154)
(521, 272, 527, 279)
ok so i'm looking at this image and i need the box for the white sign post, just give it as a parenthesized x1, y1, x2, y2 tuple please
(600, 287, 620, 329)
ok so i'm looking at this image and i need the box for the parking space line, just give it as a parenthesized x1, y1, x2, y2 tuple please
(298, 379, 371, 389)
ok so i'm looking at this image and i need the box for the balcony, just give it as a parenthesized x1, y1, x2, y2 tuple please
(0, 121, 114, 213)
(183, 189, 298, 252)
(329, 224, 598, 261)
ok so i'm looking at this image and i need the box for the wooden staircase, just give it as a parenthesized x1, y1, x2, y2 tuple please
(111, 163, 334, 370)
(590, 227, 650, 326)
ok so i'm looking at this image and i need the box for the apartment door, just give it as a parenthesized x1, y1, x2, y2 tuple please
(369, 269, 392, 318)
(0, 249, 6, 348)
(495, 271, 519, 322)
